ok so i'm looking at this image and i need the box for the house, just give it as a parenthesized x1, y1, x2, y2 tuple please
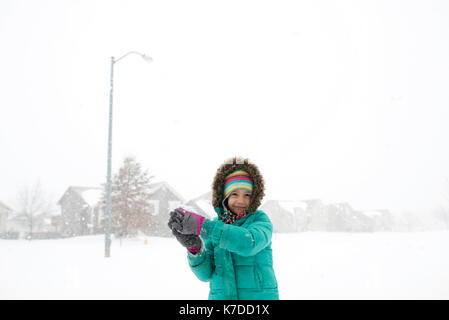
(0, 201, 12, 234)
(57, 182, 185, 238)
(3, 200, 59, 239)
(302, 199, 334, 231)
(260, 199, 393, 232)
(362, 209, 393, 231)
(57, 186, 103, 237)
(262, 199, 330, 232)
(7, 215, 60, 239)
(326, 202, 372, 232)
(146, 181, 185, 237)
(260, 200, 307, 232)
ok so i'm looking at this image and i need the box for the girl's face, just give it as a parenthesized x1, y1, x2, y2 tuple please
(227, 189, 252, 215)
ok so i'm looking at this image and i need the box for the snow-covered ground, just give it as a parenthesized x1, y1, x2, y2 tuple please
(1, 231, 449, 299)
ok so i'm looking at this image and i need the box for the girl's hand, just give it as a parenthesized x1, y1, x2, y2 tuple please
(172, 207, 206, 235)
(171, 228, 202, 253)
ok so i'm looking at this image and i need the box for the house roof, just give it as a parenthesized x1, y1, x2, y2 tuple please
(362, 210, 384, 217)
(57, 186, 102, 206)
(188, 191, 212, 203)
(58, 181, 185, 207)
(148, 181, 185, 202)
(78, 188, 103, 207)
(278, 200, 308, 212)
(262, 199, 309, 213)
(184, 191, 216, 217)
(195, 199, 217, 218)
(0, 201, 11, 212)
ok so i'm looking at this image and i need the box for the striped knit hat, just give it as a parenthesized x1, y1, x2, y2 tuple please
(223, 169, 254, 199)
(220, 170, 254, 224)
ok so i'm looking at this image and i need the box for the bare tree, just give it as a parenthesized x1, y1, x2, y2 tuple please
(14, 181, 55, 239)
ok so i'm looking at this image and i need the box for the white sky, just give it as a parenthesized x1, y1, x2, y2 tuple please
(1, 0, 448, 216)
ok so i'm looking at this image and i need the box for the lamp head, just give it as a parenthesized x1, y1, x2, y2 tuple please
(141, 54, 153, 63)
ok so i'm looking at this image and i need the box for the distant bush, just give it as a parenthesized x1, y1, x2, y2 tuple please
(24, 232, 62, 240)
(0, 232, 20, 239)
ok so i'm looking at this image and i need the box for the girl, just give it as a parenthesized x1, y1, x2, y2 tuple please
(168, 157, 279, 300)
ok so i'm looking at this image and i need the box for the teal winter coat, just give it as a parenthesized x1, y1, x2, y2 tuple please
(187, 206, 279, 300)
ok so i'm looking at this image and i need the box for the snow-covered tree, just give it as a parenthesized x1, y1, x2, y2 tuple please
(102, 157, 154, 236)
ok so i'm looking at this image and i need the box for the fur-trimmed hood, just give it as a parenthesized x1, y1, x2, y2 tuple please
(212, 157, 265, 213)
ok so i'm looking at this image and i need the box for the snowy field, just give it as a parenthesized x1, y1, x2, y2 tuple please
(1, 231, 449, 300)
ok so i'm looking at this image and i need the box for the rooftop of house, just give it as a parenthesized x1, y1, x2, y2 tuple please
(0, 201, 12, 212)
(58, 181, 185, 207)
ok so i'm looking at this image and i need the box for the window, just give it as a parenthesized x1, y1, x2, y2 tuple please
(148, 200, 160, 216)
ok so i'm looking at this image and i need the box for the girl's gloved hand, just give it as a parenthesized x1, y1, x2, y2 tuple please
(168, 210, 183, 231)
(171, 228, 202, 253)
(171, 207, 206, 235)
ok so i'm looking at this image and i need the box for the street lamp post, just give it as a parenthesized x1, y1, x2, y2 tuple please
(105, 51, 153, 258)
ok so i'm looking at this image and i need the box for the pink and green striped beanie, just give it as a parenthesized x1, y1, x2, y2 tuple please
(223, 169, 254, 199)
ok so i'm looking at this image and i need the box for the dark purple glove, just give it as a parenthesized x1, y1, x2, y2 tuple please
(168, 210, 183, 231)
(172, 207, 206, 235)
(171, 228, 202, 253)
(168, 211, 202, 253)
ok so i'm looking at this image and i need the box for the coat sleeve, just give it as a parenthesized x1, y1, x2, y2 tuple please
(200, 211, 273, 257)
(187, 238, 215, 282)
